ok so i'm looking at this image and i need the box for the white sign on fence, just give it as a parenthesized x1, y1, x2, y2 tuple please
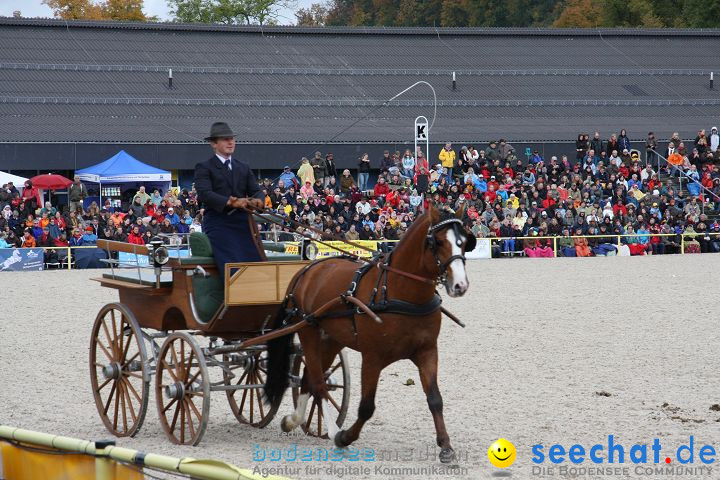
(465, 238, 492, 259)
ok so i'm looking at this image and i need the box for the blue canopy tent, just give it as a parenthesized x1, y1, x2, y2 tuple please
(75, 150, 171, 209)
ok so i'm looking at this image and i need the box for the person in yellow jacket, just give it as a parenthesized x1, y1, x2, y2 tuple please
(439, 142, 456, 182)
(506, 193, 520, 210)
(297, 157, 315, 185)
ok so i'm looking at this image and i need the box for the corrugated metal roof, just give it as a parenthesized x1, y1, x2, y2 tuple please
(1, 17, 720, 36)
(0, 19, 718, 144)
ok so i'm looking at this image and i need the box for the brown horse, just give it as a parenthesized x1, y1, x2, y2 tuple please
(264, 204, 472, 463)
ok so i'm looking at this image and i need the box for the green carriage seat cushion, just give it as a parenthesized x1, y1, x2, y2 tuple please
(190, 232, 213, 257)
(192, 274, 224, 323)
(180, 232, 215, 265)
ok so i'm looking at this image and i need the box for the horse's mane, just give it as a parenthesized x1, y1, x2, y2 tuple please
(392, 205, 448, 252)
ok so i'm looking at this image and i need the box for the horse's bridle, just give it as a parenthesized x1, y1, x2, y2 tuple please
(426, 218, 473, 284)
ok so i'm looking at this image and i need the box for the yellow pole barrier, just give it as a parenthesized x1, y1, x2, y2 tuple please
(681, 235, 685, 254)
(67, 246, 72, 270)
(95, 442, 114, 480)
(0, 425, 288, 480)
(552, 236, 557, 257)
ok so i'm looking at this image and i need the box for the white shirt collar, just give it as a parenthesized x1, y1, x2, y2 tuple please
(216, 154, 232, 163)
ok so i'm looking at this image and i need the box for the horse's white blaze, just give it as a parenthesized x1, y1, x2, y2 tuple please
(445, 229, 469, 296)
(285, 392, 310, 430)
(322, 399, 340, 439)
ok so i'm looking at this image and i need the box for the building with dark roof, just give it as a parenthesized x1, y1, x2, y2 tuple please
(0, 17, 719, 174)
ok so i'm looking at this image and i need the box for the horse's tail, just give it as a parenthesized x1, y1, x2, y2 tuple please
(264, 307, 294, 407)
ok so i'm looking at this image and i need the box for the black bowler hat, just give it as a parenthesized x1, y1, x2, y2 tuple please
(205, 122, 236, 141)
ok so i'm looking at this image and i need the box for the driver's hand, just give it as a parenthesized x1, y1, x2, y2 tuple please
(232, 197, 249, 209)
(248, 198, 264, 210)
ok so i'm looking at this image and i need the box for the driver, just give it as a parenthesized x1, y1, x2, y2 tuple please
(194, 122, 264, 276)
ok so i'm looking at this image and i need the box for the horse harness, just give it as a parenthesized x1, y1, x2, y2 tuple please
(279, 217, 470, 332)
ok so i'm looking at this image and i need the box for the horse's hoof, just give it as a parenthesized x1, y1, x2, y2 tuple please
(439, 447, 456, 464)
(334, 430, 350, 448)
(280, 415, 295, 433)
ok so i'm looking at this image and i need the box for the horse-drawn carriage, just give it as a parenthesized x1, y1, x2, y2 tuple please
(90, 205, 474, 463)
(89, 232, 351, 445)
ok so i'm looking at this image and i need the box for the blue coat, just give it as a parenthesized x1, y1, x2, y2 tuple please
(194, 155, 265, 274)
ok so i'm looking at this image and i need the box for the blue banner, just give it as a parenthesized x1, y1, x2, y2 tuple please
(0, 248, 44, 271)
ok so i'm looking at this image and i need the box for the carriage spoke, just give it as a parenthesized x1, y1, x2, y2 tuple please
(249, 371, 255, 423)
(187, 395, 202, 420)
(179, 400, 186, 443)
(183, 400, 195, 439)
(103, 381, 117, 415)
(170, 342, 181, 376)
(122, 350, 140, 367)
(118, 381, 128, 433)
(305, 401, 316, 431)
(118, 318, 125, 361)
(96, 376, 112, 392)
(179, 341, 186, 377)
(97, 340, 114, 362)
(327, 362, 342, 377)
(122, 380, 137, 422)
(239, 385, 249, 415)
(170, 400, 181, 433)
(101, 318, 114, 358)
(161, 359, 180, 382)
(186, 363, 201, 387)
(328, 395, 341, 412)
(112, 379, 120, 430)
(110, 310, 118, 357)
(229, 370, 250, 397)
(255, 384, 265, 418)
(123, 376, 142, 403)
(122, 371, 143, 379)
(185, 350, 195, 381)
(163, 397, 178, 414)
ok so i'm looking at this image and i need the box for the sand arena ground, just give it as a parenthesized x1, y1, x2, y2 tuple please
(1, 255, 720, 480)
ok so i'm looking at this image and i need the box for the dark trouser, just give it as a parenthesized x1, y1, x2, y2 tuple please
(203, 211, 262, 279)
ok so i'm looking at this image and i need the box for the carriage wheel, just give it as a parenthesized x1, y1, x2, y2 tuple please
(223, 349, 280, 428)
(89, 303, 150, 438)
(291, 349, 351, 438)
(155, 332, 210, 445)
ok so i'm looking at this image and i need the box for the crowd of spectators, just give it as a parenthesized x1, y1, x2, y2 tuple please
(261, 127, 720, 257)
(0, 177, 202, 263)
(2, 126, 720, 264)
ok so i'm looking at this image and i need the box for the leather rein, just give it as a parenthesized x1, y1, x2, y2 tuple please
(250, 208, 468, 286)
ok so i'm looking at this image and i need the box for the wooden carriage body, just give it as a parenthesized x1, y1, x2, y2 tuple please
(93, 239, 308, 338)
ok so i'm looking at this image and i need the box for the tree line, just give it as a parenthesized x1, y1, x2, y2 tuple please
(34, 0, 720, 28)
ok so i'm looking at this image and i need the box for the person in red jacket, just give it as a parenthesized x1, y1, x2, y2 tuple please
(373, 176, 390, 197)
(384, 188, 400, 209)
(127, 226, 145, 245)
(613, 202, 627, 218)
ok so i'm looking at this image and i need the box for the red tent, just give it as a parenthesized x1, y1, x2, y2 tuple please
(29, 174, 73, 190)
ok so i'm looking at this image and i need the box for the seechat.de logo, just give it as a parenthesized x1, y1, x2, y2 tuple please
(532, 435, 716, 476)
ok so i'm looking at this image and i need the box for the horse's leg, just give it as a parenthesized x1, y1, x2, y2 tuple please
(282, 327, 338, 436)
(334, 354, 382, 449)
(412, 343, 455, 464)
(280, 374, 310, 433)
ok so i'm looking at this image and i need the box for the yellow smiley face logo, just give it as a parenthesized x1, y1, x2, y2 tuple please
(488, 438, 516, 468)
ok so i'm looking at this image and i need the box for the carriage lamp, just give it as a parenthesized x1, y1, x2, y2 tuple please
(301, 238, 318, 260)
(148, 239, 170, 267)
